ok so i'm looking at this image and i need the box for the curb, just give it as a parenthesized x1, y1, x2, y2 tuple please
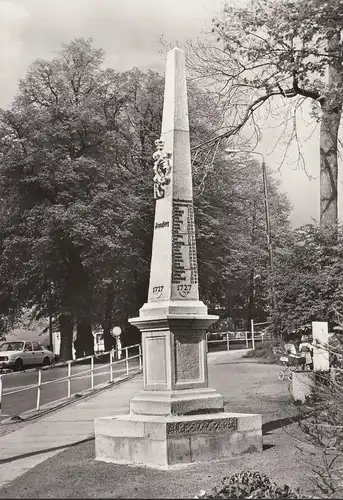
(0, 369, 142, 426)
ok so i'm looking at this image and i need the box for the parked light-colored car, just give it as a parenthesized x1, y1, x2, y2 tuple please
(0, 340, 54, 371)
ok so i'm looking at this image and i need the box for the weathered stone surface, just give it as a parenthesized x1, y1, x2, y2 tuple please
(312, 321, 329, 372)
(139, 325, 208, 392)
(128, 48, 218, 402)
(291, 371, 315, 403)
(129, 387, 224, 416)
(174, 333, 200, 382)
(95, 48, 263, 468)
(144, 48, 198, 306)
(129, 48, 214, 319)
(144, 335, 168, 388)
(95, 413, 262, 468)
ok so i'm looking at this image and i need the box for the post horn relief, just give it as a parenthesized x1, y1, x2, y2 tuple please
(153, 138, 172, 200)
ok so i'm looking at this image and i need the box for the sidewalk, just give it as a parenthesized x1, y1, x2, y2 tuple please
(0, 373, 143, 489)
(0, 350, 231, 489)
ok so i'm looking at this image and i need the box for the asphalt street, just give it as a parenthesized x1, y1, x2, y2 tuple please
(0, 356, 140, 420)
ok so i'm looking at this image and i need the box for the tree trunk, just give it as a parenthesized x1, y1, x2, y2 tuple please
(59, 313, 74, 361)
(76, 320, 94, 357)
(320, 31, 343, 232)
(102, 282, 115, 352)
(248, 199, 257, 328)
(247, 269, 255, 329)
(320, 105, 341, 231)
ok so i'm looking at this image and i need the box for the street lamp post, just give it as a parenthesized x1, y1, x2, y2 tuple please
(226, 149, 276, 321)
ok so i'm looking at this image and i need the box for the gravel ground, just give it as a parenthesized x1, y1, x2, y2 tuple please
(0, 354, 323, 499)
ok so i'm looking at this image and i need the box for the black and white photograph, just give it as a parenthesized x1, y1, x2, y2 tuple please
(0, 0, 342, 498)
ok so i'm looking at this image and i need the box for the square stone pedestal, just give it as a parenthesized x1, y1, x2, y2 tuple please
(95, 412, 262, 469)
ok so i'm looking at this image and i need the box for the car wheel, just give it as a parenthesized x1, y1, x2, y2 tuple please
(14, 358, 24, 372)
(42, 356, 50, 367)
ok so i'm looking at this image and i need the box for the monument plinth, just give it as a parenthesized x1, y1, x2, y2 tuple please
(94, 48, 262, 468)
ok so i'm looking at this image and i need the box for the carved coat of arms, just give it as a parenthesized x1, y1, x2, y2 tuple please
(152, 138, 172, 199)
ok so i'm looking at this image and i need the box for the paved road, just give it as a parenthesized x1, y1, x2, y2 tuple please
(0, 356, 140, 420)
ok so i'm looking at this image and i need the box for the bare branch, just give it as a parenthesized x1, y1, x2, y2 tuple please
(191, 91, 282, 153)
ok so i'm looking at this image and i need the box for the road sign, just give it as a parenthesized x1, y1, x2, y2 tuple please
(112, 326, 122, 337)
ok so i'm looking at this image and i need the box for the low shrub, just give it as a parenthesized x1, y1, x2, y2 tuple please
(195, 471, 308, 499)
(243, 340, 285, 364)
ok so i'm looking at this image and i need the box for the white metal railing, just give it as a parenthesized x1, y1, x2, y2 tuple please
(0, 343, 142, 419)
(206, 331, 266, 352)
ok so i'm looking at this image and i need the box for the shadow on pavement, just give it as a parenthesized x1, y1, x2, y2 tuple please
(262, 412, 310, 435)
(0, 436, 95, 465)
(263, 443, 275, 450)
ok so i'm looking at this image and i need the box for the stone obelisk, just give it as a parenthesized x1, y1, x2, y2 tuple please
(127, 47, 223, 416)
(94, 48, 262, 468)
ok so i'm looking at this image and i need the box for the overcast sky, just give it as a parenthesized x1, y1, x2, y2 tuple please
(0, 0, 336, 228)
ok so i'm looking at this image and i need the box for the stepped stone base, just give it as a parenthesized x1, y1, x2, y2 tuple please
(129, 388, 224, 416)
(95, 412, 262, 469)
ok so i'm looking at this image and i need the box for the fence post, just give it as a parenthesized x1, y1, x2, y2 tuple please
(36, 369, 42, 411)
(245, 331, 248, 349)
(67, 361, 71, 399)
(226, 332, 230, 351)
(0, 375, 2, 419)
(251, 319, 255, 350)
(138, 344, 142, 370)
(125, 347, 129, 376)
(109, 349, 114, 383)
(90, 356, 94, 390)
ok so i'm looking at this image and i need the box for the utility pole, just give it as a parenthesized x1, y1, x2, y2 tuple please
(261, 160, 276, 312)
(48, 281, 53, 350)
(226, 149, 277, 332)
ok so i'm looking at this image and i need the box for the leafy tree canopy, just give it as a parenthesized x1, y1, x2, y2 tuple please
(273, 223, 343, 336)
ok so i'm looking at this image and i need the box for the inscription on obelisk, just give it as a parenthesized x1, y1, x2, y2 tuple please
(172, 199, 198, 294)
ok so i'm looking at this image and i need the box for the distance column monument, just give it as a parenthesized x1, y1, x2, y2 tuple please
(95, 48, 262, 467)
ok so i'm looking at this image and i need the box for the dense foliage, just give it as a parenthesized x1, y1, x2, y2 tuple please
(272, 224, 343, 337)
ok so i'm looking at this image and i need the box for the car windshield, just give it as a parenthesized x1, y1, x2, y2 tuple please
(0, 341, 25, 352)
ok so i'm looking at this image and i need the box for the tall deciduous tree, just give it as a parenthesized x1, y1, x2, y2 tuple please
(0, 39, 142, 359)
(188, 0, 343, 230)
